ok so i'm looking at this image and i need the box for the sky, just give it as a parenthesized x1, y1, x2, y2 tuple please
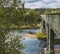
(21, 0, 60, 9)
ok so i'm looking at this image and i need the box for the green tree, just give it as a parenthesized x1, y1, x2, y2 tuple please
(24, 10, 40, 26)
(44, 9, 52, 14)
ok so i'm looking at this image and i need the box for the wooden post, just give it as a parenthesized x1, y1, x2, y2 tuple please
(49, 28, 55, 54)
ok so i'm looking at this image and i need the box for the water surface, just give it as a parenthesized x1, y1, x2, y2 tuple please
(21, 37, 46, 54)
(7, 29, 46, 54)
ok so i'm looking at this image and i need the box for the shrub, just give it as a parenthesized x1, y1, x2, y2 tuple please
(36, 32, 47, 40)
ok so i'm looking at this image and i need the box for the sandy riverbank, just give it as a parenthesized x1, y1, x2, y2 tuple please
(18, 34, 36, 38)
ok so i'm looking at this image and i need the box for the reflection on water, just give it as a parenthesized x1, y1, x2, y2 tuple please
(7, 29, 46, 54)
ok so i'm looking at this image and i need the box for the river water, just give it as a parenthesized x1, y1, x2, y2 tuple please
(7, 29, 46, 54)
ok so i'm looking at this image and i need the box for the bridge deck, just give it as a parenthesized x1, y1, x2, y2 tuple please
(41, 13, 60, 54)
(41, 14, 60, 36)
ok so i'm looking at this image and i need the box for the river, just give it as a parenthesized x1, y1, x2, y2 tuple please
(6, 29, 47, 54)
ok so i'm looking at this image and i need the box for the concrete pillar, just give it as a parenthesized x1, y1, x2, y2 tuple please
(49, 28, 55, 54)
(44, 23, 49, 54)
(45, 23, 49, 49)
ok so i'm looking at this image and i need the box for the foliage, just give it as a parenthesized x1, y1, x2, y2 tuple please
(44, 8, 60, 14)
(0, 29, 10, 54)
(5, 34, 23, 54)
(36, 32, 47, 39)
(44, 9, 52, 14)
(0, 7, 40, 29)
(24, 10, 40, 26)
(0, 29, 23, 54)
(0, 0, 24, 54)
(34, 8, 46, 14)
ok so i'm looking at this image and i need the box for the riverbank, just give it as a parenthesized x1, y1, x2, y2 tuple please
(9, 24, 41, 30)
(18, 33, 37, 38)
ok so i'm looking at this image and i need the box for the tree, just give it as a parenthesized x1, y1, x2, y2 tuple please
(44, 9, 52, 14)
(24, 10, 40, 26)
(5, 34, 23, 54)
(0, 0, 25, 54)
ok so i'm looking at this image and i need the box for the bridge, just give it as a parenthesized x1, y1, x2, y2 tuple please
(41, 12, 60, 54)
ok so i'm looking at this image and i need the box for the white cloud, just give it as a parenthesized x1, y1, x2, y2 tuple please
(24, 0, 60, 8)
(47, 3, 60, 8)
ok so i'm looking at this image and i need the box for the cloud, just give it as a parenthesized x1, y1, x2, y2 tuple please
(46, 3, 60, 8)
(24, 0, 60, 8)
(25, 0, 41, 3)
